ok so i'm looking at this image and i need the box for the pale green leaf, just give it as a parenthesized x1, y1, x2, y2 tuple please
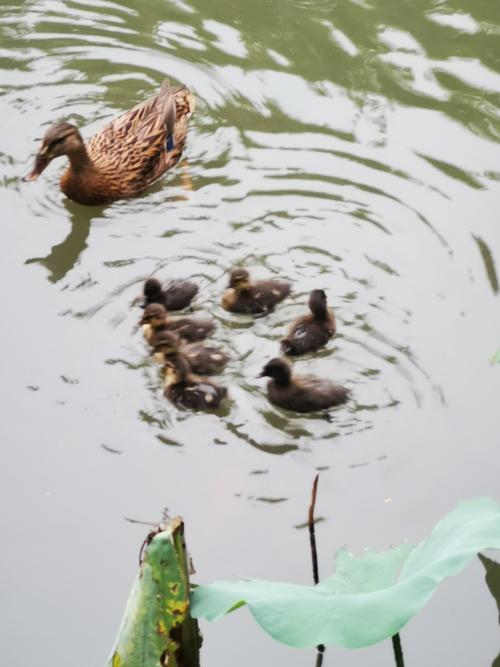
(191, 498, 500, 649)
(491, 349, 500, 364)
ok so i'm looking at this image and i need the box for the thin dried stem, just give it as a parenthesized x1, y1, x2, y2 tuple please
(308, 473, 325, 660)
(308, 473, 320, 585)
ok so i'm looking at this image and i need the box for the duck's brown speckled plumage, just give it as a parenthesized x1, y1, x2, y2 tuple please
(25, 80, 195, 205)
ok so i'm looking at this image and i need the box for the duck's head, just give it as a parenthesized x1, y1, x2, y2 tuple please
(139, 303, 167, 326)
(309, 289, 328, 319)
(228, 267, 251, 290)
(153, 330, 181, 356)
(259, 357, 292, 385)
(23, 122, 83, 182)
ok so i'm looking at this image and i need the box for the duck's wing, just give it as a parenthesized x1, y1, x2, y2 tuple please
(87, 81, 194, 189)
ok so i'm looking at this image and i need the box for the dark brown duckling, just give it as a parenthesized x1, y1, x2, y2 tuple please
(163, 350, 228, 410)
(281, 289, 336, 356)
(142, 277, 198, 311)
(139, 303, 215, 344)
(259, 357, 349, 413)
(152, 330, 229, 376)
(221, 267, 291, 315)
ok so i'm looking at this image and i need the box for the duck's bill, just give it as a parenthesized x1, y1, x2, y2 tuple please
(23, 155, 49, 182)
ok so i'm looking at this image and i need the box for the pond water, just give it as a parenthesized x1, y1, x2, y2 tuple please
(1, 0, 500, 665)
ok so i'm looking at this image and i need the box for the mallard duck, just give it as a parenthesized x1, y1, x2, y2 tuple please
(140, 303, 215, 344)
(221, 267, 291, 315)
(163, 350, 228, 410)
(23, 79, 195, 205)
(152, 330, 229, 375)
(259, 357, 349, 412)
(142, 277, 198, 311)
(281, 289, 336, 355)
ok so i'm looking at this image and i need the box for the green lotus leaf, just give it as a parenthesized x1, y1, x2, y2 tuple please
(191, 497, 500, 649)
(106, 517, 201, 667)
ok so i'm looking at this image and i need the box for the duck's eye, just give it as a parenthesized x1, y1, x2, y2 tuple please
(50, 136, 66, 149)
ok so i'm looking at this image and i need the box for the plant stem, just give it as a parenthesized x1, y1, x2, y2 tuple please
(308, 474, 325, 660)
(392, 633, 405, 667)
(308, 473, 320, 585)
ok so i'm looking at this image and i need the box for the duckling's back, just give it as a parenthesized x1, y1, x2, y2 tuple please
(281, 317, 334, 355)
(167, 380, 227, 410)
(224, 280, 291, 314)
(268, 376, 349, 412)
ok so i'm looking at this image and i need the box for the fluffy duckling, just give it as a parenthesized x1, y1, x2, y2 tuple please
(142, 277, 198, 311)
(259, 357, 349, 412)
(281, 289, 336, 356)
(221, 267, 290, 315)
(163, 350, 228, 410)
(140, 303, 215, 344)
(152, 330, 229, 376)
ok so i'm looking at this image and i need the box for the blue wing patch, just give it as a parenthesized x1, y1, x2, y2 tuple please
(166, 134, 175, 151)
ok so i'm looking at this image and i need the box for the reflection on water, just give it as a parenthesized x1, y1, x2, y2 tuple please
(25, 199, 95, 282)
(2, 0, 500, 666)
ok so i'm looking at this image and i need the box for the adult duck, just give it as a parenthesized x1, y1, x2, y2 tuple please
(23, 79, 195, 205)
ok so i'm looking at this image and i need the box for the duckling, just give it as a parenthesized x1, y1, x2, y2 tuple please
(142, 277, 198, 311)
(163, 351, 228, 410)
(221, 267, 291, 315)
(152, 330, 229, 376)
(281, 289, 336, 356)
(259, 357, 349, 412)
(23, 79, 195, 205)
(140, 303, 215, 344)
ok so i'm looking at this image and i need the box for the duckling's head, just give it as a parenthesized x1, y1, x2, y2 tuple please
(228, 267, 251, 290)
(23, 122, 83, 182)
(139, 303, 167, 326)
(309, 289, 328, 319)
(143, 278, 163, 299)
(153, 330, 181, 356)
(259, 357, 292, 385)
